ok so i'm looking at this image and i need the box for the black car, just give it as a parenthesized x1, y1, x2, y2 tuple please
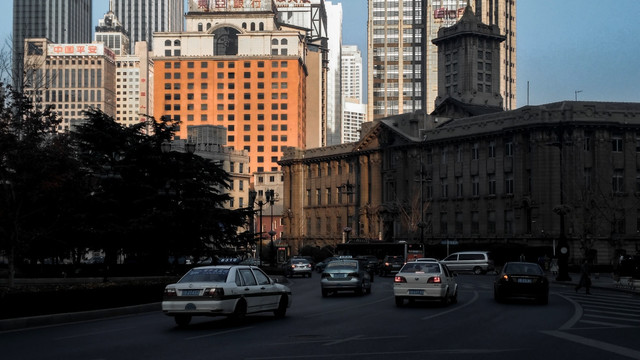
(494, 262, 549, 305)
(379, 255, 404, 277)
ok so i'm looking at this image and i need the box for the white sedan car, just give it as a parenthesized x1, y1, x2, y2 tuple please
(393, 260, 458, 307)
(162, 265, 292, 326)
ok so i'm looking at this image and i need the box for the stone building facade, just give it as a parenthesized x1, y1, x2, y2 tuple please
(279, 101, 640, 266)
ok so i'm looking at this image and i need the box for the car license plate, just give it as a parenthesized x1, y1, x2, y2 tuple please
(335, 274, 347, 278)
(182, 289, 200, 296)
(517, 278, 532, 284)
(409, 289, 424, 295)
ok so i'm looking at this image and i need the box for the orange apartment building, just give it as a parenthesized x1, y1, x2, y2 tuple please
(152, 1, 308, 175)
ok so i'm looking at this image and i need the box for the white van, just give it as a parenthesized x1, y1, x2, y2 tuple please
(441, 251, 494, 274)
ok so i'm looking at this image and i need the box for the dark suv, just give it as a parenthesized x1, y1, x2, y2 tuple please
(380, 255, 404, 277)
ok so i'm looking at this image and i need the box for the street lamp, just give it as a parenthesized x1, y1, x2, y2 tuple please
(549, 123, 572, 281)
(338, 181, 354, 243)
(266, 189, 276, 265)
(248, 189, 257, 260)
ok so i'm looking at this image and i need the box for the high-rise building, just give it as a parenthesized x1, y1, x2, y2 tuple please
(22, 38, 116, 132)
(367, 0, 516, 120)
(275, 0, 329, 149)
(324, 1, 343, 146)
(12, 0, 93, 91)
(341, 45, 366, 143)
(111, 0, 184, 53)
(153, 1, 309, 176)
(95, 6, 130, 56)
(341, 45, 363, 103)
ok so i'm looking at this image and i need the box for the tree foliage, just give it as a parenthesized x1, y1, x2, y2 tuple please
(0, 86, 248, 284)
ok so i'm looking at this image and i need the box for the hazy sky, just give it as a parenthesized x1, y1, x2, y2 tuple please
(2, 0, 638, 109)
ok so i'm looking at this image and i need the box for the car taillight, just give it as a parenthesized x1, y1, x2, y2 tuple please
(164, 288, 177, 296)
(384, 262, 391, 266)
(427, 276, 442, 283)
(203, 287, 224, 300)
(502, 275, 509, 281)
(394, 276, 406, 283)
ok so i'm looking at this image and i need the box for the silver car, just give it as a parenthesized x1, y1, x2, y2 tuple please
(393, 260, 458, 307)
(440, 251, 494, 274)
(162, 265, 292, 326)
(320, 259, 372, 297)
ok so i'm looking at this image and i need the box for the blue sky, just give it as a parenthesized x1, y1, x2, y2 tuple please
(2, 0, 638, 108)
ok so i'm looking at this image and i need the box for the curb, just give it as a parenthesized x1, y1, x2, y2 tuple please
(0, 302, 161, 332)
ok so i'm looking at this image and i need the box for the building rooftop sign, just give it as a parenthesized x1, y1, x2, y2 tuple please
(46, 43, 115, 61)
(188, 0, 274, 12)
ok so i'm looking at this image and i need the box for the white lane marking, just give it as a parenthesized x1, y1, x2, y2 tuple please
(185, 326, 254, 340)
(542, 330, 640, 359)
(322, 335, 363, 346)
(421, 290, 478, 321)
(55, 327, 138, 340)
(246, 348, 520, 359)
(556, 293, 583, 330)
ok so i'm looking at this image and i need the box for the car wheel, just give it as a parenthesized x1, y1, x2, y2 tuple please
(395, 296, 404, 307)
(274, 295, 288, 318)
(231, 299, 247, 320)
(356, 281, 365, 295)
(473, 266, 483, 275)
(451, 290, 458, 304)
(174, 315, 191, 327)
(441, 290, 450, 306)
(308, 272, 312, 278)
(366, 282, 372, 295)
(321, 288, 329, 297)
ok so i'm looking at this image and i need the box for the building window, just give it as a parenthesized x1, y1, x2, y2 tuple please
(471, 211, 479, 234)
(612, 133, 624, 152)
(441, 179, 448, 199)
(456, 177, 463, 198)
(471, 142, 479, 160)
(504, 210, 514, 235)
(504, 138, 513, 157)
(505, 173, 514, 195)
(455, 212, 463, 234)
(316, 189, 321, 205)
(487, 211, 496, 234)
(488, 141, 496, 158)
(439, 212, 448, 235)
(488, 175, 496, 195)
(472, 176, 480, 197)
(613, 170, 624, 193)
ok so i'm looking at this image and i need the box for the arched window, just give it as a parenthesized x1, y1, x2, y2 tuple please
(281, 39, 288, 45)
(207, 23, 212, 30)
(250, 23, 256, 31)
(174, 40, 181, 46)
(242, 22, 247, 29)
(164, 40, 171, 46)
(198, 23, 203, 32)
(271, 39, 279, 45)
(259, 22, 264, 31)
(213, 27, 240, 56)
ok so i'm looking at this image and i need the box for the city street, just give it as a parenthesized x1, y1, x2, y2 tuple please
(1, 274, 639, 360)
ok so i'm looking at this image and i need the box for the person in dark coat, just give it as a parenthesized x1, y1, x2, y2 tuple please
(575, 259, 591, 294)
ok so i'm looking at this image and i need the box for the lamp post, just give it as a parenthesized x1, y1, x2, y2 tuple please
(257, 198, 265, 267)
(339, 181, 354, 243)
(248, 189, 257, 259)
(266, 189, 276, 265)
(550, 123, 572, 281)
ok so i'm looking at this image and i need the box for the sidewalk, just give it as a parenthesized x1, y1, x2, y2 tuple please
(555, 272, 640, 295)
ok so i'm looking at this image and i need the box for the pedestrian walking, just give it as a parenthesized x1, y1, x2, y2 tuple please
(575, 259, 592, 294)
(550, 258, 559, 276)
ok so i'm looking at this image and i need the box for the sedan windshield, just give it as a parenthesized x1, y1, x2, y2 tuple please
(401, 263, 440, 273)
(179, 268, 230, 283)
(504, 263, 543, 275)
(326, 261, 358, 271)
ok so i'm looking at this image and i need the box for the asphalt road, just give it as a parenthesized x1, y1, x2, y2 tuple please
(1, 274, 639, 360)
